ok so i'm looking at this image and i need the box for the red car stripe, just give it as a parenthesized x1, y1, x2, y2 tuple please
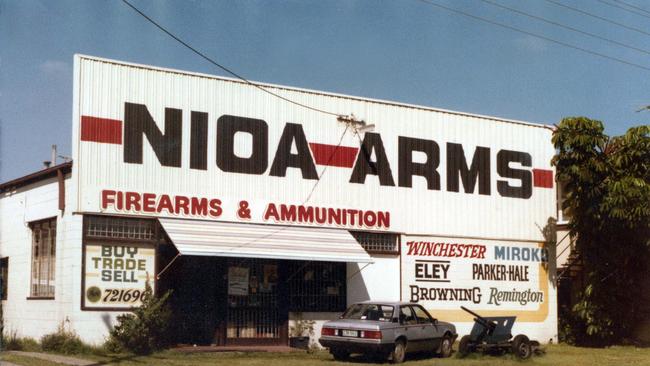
(533, 169, 554, 188)
(80, 116, 122, 144)
(309, 143, 359, 168)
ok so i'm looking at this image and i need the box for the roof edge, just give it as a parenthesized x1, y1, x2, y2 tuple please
(75, 54, 553, 130)
(0, 161, 72, 193)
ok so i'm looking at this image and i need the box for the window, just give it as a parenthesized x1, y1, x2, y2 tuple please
(85, 215, 156, 241)
(341, 304, 394, 322)
(399, 306, 417, 325)
(351, 231, 399, 254)
(1, 257, 7, 300)
(288, 262, 346, 312)
(411, 305, 432, 324)
(30, 218, 56, 298)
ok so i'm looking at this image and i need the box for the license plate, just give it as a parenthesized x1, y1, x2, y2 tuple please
(341, 330, 358, 337)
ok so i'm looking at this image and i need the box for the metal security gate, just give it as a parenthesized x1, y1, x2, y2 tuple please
(225, 259, 287, 345)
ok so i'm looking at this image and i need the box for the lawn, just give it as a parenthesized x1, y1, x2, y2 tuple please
(2, 344, 650, 366)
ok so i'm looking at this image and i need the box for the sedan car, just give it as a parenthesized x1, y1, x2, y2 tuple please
(319, 301, 457, 363)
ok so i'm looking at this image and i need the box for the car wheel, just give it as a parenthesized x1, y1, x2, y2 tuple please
(458, 335, 473, 357)
(512, 334, 532, 359)
(331, 348, 350, 361)
(389, 340, 406, 364)
(438, 335, 452, 358)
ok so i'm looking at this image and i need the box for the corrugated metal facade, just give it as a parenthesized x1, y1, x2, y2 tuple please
(72, 55, 555, 242)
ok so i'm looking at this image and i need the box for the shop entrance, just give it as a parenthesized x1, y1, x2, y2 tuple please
(158, 249, 347, 346)
(225, 258, 287, 345)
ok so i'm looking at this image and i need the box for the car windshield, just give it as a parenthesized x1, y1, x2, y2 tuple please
(341, 304, 394, 322)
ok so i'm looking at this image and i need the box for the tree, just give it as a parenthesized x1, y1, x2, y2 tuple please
(552, 117, 650, 345)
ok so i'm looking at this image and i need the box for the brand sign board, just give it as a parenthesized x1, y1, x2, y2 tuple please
(73, 56, 555, 240)
(82, 243, 156, 309)
(401, 235, 555, 335)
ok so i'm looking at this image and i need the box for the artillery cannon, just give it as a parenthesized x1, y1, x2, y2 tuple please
(457, 306, 541, 359)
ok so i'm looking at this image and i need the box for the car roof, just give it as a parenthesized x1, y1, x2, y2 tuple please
(354, 300, 419, 307)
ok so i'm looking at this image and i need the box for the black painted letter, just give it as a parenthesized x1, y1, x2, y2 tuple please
(190, 111, 208, 170)
(124, 103, 182, 167)
(398, 136, 440, 190)
(270, 123, 318, 179)
(496, 150, 532, 199)
(350, 133, 395, 186)
(216, 115, 268, 174)
(446, 143, 490, 195)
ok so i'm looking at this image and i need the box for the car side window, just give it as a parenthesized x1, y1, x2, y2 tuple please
(411, 305, 432, 324)
(399, 306, 417, 325)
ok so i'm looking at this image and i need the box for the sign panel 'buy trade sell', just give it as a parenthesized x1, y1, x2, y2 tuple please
(83, 244, 156, 309)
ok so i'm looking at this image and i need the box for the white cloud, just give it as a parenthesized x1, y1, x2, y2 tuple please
(39, 60, 69, 74)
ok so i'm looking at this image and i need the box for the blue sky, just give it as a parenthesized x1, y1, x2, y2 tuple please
(1, 0, 649, 182)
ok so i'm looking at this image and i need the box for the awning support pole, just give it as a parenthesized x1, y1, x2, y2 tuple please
(347, 262, 372, 281)
(156, 253, 181, 280)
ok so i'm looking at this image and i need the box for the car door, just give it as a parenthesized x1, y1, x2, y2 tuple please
(411, 305, 439, 351)
(398, 305, 422, 352)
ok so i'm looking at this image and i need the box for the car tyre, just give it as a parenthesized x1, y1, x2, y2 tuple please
(438, 335, 452, 358)
(458, 335, 472, 357)
(389, 340, 406, 364)
(512, 334, 532, 359)
(331, 348, 350, 361)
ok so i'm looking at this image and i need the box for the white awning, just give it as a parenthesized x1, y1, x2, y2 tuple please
(158, 218, 373, 263)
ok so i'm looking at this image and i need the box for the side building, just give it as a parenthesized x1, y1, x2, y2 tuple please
(0, 55, 558, 346)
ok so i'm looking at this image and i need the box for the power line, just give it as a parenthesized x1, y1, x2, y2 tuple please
(481, 0, 650, 56)
(543, 0, 650, 38)
(491, 1, 650, 55)
(120, 0, 341, 117)
(598, 0, 650, 20)
(611, 0, 650, 16)
(416, 0, 650, 72)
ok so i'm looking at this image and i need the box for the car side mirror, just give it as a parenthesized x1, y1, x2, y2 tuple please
(433, 318, 438, 324)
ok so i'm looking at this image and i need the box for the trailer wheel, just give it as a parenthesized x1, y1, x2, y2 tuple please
(458, 335, 473, 357)
(512, 335, 532, 359)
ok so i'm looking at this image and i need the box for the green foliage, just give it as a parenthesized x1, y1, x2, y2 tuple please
(108, 281, 172, 355)
(553, 118, 650, 345)
(1, 330, 40, 351)
(41, 324, 91, 354)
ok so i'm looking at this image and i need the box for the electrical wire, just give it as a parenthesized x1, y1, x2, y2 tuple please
(120, 0, 341, 117)
(611, 0, 650, 16)
(222, 125, 352, 266)
(120, 0, 367, 273)
(543, 0, 650, 38)
(480, 0, 650, 56)
(597, 0, 650, 20)
(416, 0, 650, 72)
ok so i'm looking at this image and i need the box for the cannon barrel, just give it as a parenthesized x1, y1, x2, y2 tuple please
(460, 306, 485, 320)
(460, 306, 497, 332)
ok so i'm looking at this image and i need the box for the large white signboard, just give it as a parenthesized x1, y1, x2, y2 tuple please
(73, 55, 556, 241)
(401, 235, 557, 339)
(83, 243, 156, 309)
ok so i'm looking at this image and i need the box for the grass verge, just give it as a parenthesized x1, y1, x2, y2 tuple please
(2, 343, 650, 366)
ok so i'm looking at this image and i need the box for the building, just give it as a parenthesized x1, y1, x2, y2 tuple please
(0, 55, 558, 346)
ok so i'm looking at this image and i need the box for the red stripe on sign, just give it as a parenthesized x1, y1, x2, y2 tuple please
(309, 143, 359, 168)
(80, 116, 122, 144)
(533, 169, 554, 188)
